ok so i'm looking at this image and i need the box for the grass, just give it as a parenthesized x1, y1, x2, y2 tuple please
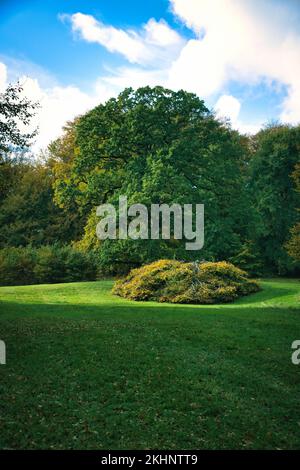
(0, 278, 299, 450)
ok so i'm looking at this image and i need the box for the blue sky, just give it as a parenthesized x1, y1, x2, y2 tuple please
(0, 1, 175, 87)
(0, 0, 299, 149)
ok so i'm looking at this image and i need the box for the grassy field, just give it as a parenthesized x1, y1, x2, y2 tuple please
(0, 278, 299, 450)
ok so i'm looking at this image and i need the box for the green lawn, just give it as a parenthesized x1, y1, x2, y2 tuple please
(0, 279, 299, 450)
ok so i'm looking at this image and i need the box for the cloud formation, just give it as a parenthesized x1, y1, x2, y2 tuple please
(68, 13, 184, 65)
(169, 0, 300, 123)
(0, 62, 7, 92)
(2, 0, 300, 150)
(0, 62, 115, 151)
(20, 78, 96, 150)
(215, 95, 241, 125)
(69, 0, 300, 128)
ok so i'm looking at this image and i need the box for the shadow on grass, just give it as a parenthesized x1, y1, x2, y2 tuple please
(0, 300, 299, 325)
(0, 278, 299, 323)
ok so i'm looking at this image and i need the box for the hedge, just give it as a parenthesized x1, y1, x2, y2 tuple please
(0, 245, 97, 286)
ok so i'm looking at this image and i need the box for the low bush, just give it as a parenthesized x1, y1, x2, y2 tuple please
(0, 246, 37, 286)
(0, 245, 97, 286)
(112, 260, 260, 304)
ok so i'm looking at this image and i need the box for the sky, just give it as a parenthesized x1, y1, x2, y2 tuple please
(0, 0, 300, 150)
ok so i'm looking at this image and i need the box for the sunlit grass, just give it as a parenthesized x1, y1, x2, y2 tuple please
(0, 278, 299, 449)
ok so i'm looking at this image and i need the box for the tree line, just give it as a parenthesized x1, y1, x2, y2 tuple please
(0, 84, 299, 284)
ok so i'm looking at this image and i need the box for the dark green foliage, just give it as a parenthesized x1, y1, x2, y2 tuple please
(249, 124, 300, 275)
(285, 162, 300, 262)
(229, 240, 264, 277)
(53, 87, 253, 274)
(0, 161, 85, 248)
(286, 222, 300, 262)
(113, 260, 259, 304)
(0, 245, 97, 286)
(0, 245, 37, 286)
(1, 87, 300, 277)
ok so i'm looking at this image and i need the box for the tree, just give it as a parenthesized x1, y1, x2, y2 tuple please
(0, 82, 38, 157)
(249, 125, 300, 274)
(0, 81, 39, 203)
(48, 119, 89, 238)
(286, 223, 300, 262)
(0, 161, 84, 248)
(53, 86, 253, 274)
(285, 162, 300, 262)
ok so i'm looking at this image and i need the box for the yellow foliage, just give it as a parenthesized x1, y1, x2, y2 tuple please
(112, 260, 260, 304)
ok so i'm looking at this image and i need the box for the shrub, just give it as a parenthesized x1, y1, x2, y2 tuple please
(0, 245, 97, 286)
(112, 260, 260, 304)
(0, 246, 37, 286)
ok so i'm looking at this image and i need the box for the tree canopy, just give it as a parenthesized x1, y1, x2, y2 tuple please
(0, 85, 298, 277)
(249, 125, 300, 274)
(51, 86, 254, 273)
(285, 162, 300, 262)
(0, 82, 38, 158)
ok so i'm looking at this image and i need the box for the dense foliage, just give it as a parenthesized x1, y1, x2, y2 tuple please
(51, 87, 256, 274)
(113, 260, 259, 304)
(0, 160, 85, 248)
(0, 245, 96, 286)
(249, 125, 300, 274)
(0, 85, 299, 281)
(285, 162, 300, 262)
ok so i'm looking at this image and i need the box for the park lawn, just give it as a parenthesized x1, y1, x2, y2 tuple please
(0, 278, 299, 450)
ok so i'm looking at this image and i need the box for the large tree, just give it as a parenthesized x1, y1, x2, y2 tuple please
(249, 124, 300, 274)
(52, 86, 252, 273)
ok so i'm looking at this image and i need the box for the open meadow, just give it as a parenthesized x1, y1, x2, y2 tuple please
(0, 279, 299, 450)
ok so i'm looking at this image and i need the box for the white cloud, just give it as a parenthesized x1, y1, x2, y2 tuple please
(167, 38, 228, 97)
(215, 95, 241, 124)
(169, 0, 300, 123)
(3, 1, 300, 150)
(0, 62, 7, 92)
(236, 122, 262, 136)
(100, 65, 167, 91)
(69, 13, 147, 64)
(214, 94, 262, 135)
(66, 2, 300, 128)
(20, 77, 96, 150)
(281, 84, 300, 124)
(68, 13, 184, 66)
(144, 18, 182, 47)
(0, 60, 117, 151)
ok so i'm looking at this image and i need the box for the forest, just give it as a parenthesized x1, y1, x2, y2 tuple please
(0, 83, 299, 285)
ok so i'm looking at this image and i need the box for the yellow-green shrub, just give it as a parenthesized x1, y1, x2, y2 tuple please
(112, 260, 260, 304)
